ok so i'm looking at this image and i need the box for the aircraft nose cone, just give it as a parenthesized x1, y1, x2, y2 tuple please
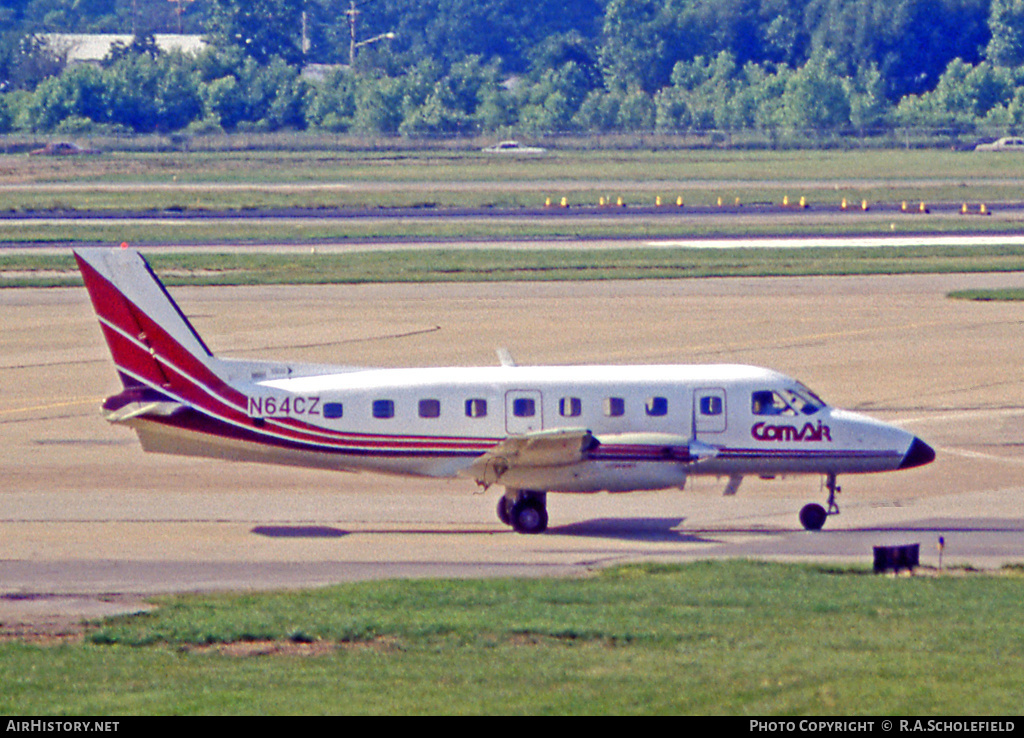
(899, 437, 936, 469)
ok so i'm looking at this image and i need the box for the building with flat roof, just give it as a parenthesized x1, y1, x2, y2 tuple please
(37, 34, 206, 64)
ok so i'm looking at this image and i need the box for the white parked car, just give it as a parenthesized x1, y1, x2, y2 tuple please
(975, 137, 1024, 151)
(481, 140, 546, 154)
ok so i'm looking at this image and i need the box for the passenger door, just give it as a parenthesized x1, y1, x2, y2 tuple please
(694, 387, 727, 433)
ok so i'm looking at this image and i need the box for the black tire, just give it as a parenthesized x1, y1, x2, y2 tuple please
(510, 498, 548, 534)
(497, 497, 511, 526)
(799, 503, 828, 531)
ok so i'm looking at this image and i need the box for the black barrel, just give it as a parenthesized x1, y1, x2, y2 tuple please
(873, 544, 920, 573)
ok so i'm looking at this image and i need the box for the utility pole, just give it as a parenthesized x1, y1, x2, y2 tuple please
(345, 0, 395, 67)
(346, 0, 359, 67)
(167, 0, 193, 34)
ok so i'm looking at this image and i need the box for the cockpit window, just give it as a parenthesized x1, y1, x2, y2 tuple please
(752, 390, 794, 416)
(752, 386, 825, 416)
(789, 384, 825, 415)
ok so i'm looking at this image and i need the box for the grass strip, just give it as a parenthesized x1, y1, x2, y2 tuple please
(3, 245, 1024, 288)
(948, 288, 1024, 301)
(2, 214, 1020, 248)
(1, 561, 1022, 715)
(4, 147, 1024, 219)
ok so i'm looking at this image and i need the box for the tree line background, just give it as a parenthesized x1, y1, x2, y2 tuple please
(1, 0, 1024, 141)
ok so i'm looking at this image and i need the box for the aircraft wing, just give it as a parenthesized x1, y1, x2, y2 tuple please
(464, 428, 598, 489)
(464, 428, 718, 490)
(595, 432, 720, 464)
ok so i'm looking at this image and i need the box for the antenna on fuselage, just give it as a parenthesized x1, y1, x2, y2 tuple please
(496, 347, 517, 367)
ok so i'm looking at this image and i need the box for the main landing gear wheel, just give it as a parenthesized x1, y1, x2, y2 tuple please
(497, 497, 511, 526)
(498, 490, 549, 534)
(511, 499, 548, 534)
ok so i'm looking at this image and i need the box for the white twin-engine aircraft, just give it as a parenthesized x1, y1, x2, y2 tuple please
(75, 247, 935, 534)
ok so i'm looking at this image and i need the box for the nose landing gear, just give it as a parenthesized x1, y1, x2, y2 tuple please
(800, 472, 841, 531)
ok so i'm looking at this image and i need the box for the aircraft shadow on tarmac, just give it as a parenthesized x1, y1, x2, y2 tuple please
(549, 518, 724, 543)
(252, 525, 349, 538)
(248, 517, 1024, 542)
(248, 520, 718, 541)
(549, 516, 1024, 542)
(250, 525, 511, 537)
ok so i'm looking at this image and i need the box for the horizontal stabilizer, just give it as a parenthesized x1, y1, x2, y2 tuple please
(101, 385, 184, 423)
(104, 400, 184, 423)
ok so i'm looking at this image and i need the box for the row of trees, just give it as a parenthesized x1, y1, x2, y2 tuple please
(2, 0, 1024, 138)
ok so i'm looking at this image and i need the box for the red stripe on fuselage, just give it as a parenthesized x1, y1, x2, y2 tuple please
(146, 410, 491, 459)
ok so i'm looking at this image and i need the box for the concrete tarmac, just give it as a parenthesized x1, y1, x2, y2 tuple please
(1, 270, 1023, 627)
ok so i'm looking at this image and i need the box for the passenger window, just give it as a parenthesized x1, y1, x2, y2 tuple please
(323, 402, 343, 419)
(465, 398, 488, 418)
(700, 396, 723, 416)
(512, 398, 535, 417)
(418, 399, 441, 418)
(645, 397, 668, 416)
(373, 399, 395, 419)
(604, 397, 625, 417)
(559, 397, 582, 417)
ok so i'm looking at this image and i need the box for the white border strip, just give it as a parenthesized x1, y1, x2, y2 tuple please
(645, 235, 1024, 249)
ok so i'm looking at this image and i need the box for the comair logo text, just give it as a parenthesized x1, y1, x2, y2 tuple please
(751, 421, 832, 442)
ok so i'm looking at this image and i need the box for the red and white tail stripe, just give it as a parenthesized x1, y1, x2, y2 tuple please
(74, 248, 494, 461)
(74, 248, 247, 415)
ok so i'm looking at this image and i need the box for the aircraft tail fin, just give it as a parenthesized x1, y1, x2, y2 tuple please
(75, 247, 217, 390)
(73, 246, 259, 435)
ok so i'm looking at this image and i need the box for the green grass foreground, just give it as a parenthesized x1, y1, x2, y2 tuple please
(1, 561, 1023, 715)
(948, 288, 1024, 301)
(4, 245, 1024, 288)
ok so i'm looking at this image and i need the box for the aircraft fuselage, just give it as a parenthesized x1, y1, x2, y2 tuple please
(77, 247, 935, 533)
(118, 361, 931, 493)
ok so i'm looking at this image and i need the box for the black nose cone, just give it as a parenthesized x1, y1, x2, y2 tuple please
(899, 437, 936, 469)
